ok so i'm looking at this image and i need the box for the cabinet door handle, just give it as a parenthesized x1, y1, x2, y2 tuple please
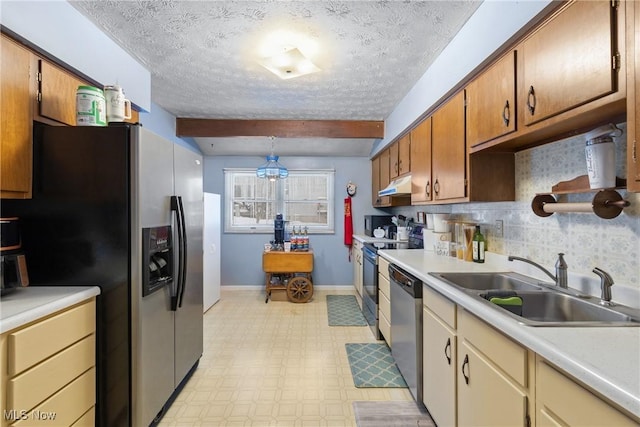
(433, 179, 440, 196)
(444, 337, 452, 365)
(461, 354, 470, 385)
(426, 181, 431, 198)
(502, 100, 510, 126)
(526, 85, 536, 115)
(395, 162, 399, 174)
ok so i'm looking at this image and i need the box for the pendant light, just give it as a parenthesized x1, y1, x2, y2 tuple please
(256, 136, 288, 181)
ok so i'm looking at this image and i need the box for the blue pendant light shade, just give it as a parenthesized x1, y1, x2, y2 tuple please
(256, 154, 289, 181)
(257, 137, 288, 181)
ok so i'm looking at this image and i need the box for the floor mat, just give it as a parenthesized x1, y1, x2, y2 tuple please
(345, 343, 408, 388)
(353, 401, 435, 427)
(327, 295, 367, 326)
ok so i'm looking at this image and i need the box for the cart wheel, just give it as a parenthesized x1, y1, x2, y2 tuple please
(286, 276, 313, 303)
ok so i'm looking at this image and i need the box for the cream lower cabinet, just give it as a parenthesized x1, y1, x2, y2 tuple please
(0, 299, 96, 427)
(536, 358, 638, 426)
(352, 240, 363, 308)
(421, 285, 638, 426)
(422, 286, 533, 427)
(378, 256, 391, 345)
(457, 308, 532, 427)
(422, 285, 457, 427)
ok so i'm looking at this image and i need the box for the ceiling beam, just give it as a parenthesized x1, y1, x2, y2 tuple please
(175, 119, 384, 139)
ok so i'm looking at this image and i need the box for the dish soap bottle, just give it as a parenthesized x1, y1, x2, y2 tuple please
(472, 225, 485, 263)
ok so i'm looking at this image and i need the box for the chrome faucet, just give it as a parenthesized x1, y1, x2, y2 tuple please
(507, 253, 568, 288)
(592, 267, 614, 306)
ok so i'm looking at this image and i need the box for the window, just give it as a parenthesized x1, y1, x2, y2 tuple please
(224, 169, 335, 234)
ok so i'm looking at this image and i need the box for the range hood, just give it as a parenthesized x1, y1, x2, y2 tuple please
(378, 175, 412, 197)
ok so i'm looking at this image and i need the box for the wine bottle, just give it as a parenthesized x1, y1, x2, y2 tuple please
(291, 226, 297, 250)
(303, 226, 309, 250)
(472, 225, 485, 263)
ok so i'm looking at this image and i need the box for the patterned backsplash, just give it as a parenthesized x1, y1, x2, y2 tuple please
(392, 123, 640, 289)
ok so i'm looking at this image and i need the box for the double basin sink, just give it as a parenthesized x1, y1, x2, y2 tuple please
(430, 272, 640, 327)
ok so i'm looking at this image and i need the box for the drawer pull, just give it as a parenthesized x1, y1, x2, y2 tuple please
(461, 354, 470, 385)
(502, 100, 510, 126)
(526, 85, 536, 115)
(444, 337, 452, 365)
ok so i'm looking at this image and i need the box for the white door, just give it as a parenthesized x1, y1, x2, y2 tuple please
(203, 193, 221, 312)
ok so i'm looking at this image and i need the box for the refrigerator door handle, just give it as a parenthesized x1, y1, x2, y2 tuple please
(170, 195, 186, 311)
(177, 195, 188, 308)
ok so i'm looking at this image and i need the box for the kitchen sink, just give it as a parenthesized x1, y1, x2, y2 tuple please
(481, 291, 640, 326)
(431, 272, 545, 292)
(431, 271, 640, 326)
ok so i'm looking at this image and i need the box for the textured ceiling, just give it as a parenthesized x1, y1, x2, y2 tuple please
(70, 0, 482, 156)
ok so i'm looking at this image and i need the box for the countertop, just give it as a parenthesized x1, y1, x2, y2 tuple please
(353, 234, 405, 244)
(0, 286, 101, 334)
(377, 248, 640, 420)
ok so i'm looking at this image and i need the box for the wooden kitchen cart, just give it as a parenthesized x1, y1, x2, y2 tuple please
(262, 250, 314, 303)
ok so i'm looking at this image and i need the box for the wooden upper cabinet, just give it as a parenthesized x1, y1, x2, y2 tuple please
(389, 134, 411, 179)
(410, 117, 432, 204)
(398, 134, 410, 176)
(378, 148, 391, 206)
(628, 0, 640, 192)
(1, 34, 33, 199)
(432, 91, 466, 201)
(37, 60, 87, 126)
(371, 147, 410, 207)
(371, 156, 382, 207)
(389, 141, 399, 179)
(370, 148, 391, 207)
(521, 1, 618, 126)
(466, 51, 516, 148)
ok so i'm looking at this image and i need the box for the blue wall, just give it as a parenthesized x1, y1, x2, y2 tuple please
(204, 156, 388, 286)
(139, 103, 201, 153)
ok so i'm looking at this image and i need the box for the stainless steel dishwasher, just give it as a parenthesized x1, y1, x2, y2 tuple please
(389, 263, 423, 406)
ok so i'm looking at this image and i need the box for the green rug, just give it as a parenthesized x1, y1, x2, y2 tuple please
(345, 343, 408, 388)
(327, 295, 367, 326)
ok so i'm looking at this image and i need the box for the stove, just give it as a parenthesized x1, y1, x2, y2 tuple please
(362, 225, 423, 339)
(363, 224, 424, 253)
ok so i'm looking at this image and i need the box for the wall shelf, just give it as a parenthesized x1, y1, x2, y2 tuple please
(546, 174, 627, 195)
(532, 175, 630, 219)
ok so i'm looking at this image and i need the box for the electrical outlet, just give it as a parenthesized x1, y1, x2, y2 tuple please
(494, 220, 504, 237)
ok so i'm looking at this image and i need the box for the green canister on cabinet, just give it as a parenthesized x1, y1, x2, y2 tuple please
(76, 85, 107, 126)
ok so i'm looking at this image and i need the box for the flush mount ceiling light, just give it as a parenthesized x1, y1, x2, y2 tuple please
(256, 136, 288, 181)
(258, 47, 321, 80)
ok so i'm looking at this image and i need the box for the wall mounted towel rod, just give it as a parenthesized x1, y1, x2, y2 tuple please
(532, 189, 630, 219)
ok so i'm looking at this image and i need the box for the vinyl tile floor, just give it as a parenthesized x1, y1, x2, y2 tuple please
(158, 288, 413, 426)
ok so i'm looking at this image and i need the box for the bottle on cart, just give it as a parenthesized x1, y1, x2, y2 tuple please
(291, 226, 298, 250)
(303, 226, 309, 250)
(274, 213, 285, 244)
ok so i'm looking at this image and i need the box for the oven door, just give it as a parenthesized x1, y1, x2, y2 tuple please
(362, 245, 381, 339)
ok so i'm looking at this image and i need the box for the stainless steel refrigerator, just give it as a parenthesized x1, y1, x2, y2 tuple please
(2, 123, 203, 426)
